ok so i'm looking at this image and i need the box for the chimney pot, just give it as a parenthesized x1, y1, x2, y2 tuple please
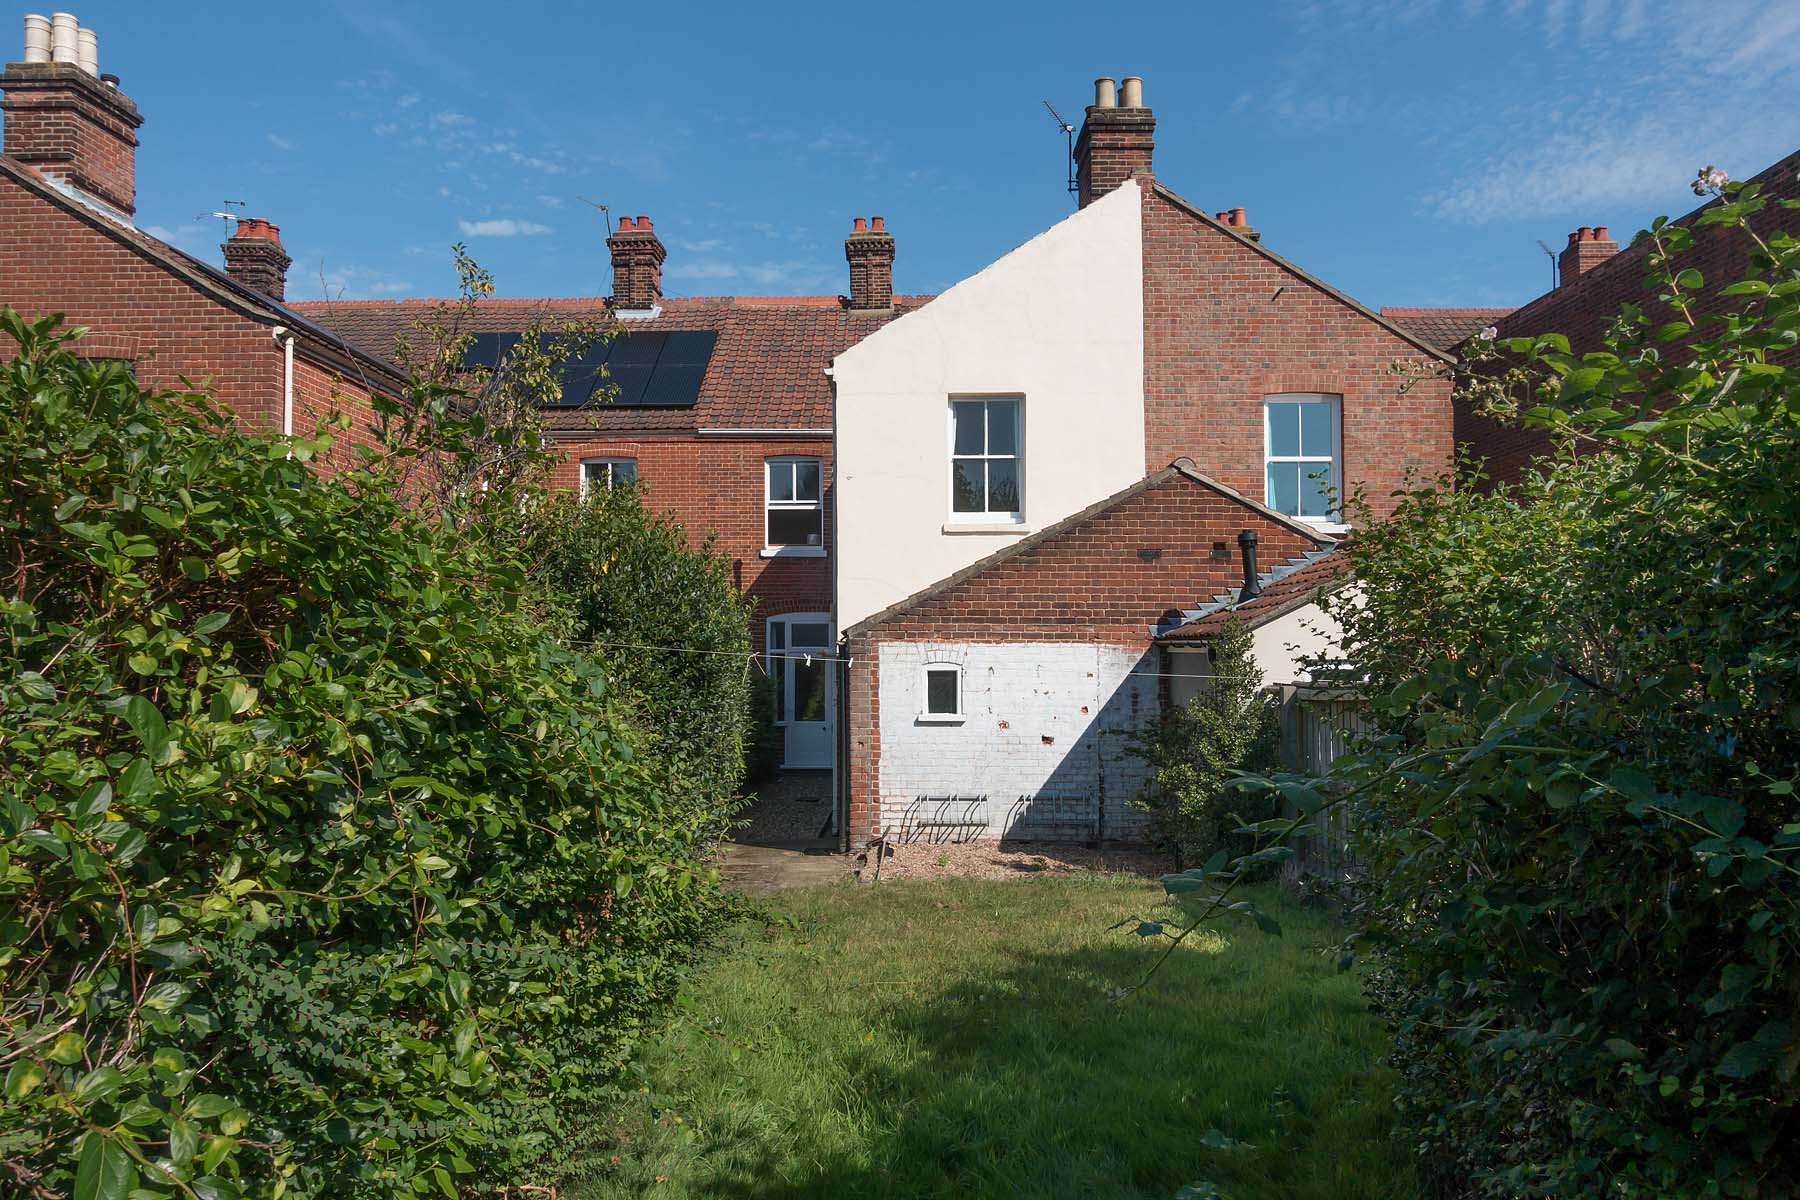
(845, 214, 895, 311)
(3, 16, 144, 215)
(1073, 73, 1155, 207)
(852, 216, 866, 233)
(1120, 75, 1143, 108)
(608, 212, 666, 309)
(1232, 206, 1247, 227)
(222, 216, 292, 301)
(1559, 221, 1619, 287)
(23, 14, 52, 63)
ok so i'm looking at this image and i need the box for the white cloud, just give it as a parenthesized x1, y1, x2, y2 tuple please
(430, 111, 474, 130)
(266, 132, 297, 152)
(457, 219, 553, 237)
(537, 194, 565, 208)
(397, 92, 420, 108)
(675, 237, 726, 253)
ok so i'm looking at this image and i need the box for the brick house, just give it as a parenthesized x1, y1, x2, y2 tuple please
(299, 227, 923, 769)
(1385, 147, 1800, 486)
(0, 15, 405, 471)
(831, 75, 1456, 848)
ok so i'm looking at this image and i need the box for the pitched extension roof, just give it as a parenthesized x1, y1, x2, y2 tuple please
(1155, 547, 1350, 642)
(843, 458, 1337, 640)
(294, 294, 932, 434)
(0, 155, 408, 394)
(1380, 307, 1516, 353)
(1151, 181, 1460, 366)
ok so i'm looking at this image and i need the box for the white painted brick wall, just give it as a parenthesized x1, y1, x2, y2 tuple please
(877, 641, 1156, 843)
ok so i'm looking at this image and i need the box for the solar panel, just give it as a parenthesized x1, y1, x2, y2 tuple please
(460, 327, 716, 409)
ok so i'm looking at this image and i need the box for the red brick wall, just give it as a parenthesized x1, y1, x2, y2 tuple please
(548, 435, 833, 649)
(1467, 149, 1800, 487)
(1, 174, 283, 424)
(290, 355, 391, 475)
(841, 471, 1327, 845)
(1142, 188, 1455, 519)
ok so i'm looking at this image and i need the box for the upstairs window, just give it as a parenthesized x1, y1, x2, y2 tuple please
(581, 458, 637, 497)
(950, 398, 1022, 520)
(765, 457, 823, 550)
(1264, 395, 1339, 523)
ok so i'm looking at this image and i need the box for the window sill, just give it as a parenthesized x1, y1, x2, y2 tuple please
(915, 713, 967, 724)
(1297, 520, 1350, 537)
(942, 522, 1030, 536)
(760, 546, 828, 558)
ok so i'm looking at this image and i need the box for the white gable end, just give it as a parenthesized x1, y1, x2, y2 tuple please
(832, 180, 1145, 630)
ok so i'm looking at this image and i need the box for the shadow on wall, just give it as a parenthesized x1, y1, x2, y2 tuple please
(887, 647, 1159, 845)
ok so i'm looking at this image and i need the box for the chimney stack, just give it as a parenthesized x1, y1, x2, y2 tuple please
(1558, 225, 1619, 287)
(845, 214, 895, 311)
(222, 218, 292, 301)
(1073, 73, 1154, 208)
(2, 13, 142, 217)
(607, 215, 666, 310)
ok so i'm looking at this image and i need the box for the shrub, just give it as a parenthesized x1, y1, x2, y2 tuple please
(1129, 620, 1279, 869)
(522, 485, 754, 841)
(0, 312, 726, 1200)
(1313, 175, 1800, 1194)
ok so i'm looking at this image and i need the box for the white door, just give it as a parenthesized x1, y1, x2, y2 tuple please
(769, 614, 834, 769)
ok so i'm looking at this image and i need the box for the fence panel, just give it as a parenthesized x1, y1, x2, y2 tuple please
(1273, 686, 1367, 879)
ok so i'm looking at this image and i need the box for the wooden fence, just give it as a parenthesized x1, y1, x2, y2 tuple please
(1273, 685, 1368, 879)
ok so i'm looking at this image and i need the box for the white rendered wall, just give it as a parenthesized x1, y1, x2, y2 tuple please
(833, 183, 1145, 630)
(1251, 600, 1345, 685)
(875, 641, 1155, 843)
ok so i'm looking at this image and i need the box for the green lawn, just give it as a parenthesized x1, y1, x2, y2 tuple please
(574, 873, 1410, 1200)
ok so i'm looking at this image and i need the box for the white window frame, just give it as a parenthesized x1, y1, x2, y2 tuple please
(947, 397, 1024, 524)
(762, 457, 826, 558)
(1263, 394, 1344, 530)
(579, 457, 637, 498)
(918, 661, 965, 723)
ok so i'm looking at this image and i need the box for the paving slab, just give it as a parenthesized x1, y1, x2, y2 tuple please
(717, 841, 852, 894)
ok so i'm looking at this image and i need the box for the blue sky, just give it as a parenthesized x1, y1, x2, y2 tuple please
(65, 0, 1798, 309)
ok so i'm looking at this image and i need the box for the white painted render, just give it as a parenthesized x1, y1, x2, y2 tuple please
(1164, 589, 1355, 708)
(874, 641, 1154, 843)
(832, 182, 1146, 630)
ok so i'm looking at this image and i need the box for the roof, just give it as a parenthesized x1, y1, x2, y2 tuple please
(1156, 547, 1350, 641)
(0, 155, 408, 394)
(294, 294, 931, 433)
(1492, 148, 1800, 351)
(1380, 307, 1516, 353)
(843, 458, 1336, 640)
(1151, 181, 1460, 366)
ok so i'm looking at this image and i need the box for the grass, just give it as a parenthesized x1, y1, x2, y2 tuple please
(573, 873, 1410, 1200)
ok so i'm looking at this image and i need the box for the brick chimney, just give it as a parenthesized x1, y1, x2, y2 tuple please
(1, 13, 142, 218)
(222, 218, 292, 301)
(607, 215, 665, 310)
(845, 215, 895, 311)
(1213, 206, 1260, 242)
(1558, 226, 1619, 287)
(1073, 74, 1153, 208)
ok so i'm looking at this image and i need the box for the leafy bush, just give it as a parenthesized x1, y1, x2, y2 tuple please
(0, 312, 727, 1200)
(1129, 620, 1279, 869)
(1314, 175, 1800, 1194)
(523, 485, 754, 841)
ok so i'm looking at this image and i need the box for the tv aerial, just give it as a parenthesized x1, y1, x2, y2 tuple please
(577, 196, 611, 226)
(1536, 239, 1559, 290)
(1042, 100, 1077, 203)
(197, 199, 246, 239)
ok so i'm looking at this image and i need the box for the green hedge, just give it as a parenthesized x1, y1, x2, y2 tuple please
(0, 312, 728, 1199)
(1322, 178, 1800, 1194)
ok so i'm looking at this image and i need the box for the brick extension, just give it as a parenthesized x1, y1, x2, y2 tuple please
(841, 462, 1333, 846)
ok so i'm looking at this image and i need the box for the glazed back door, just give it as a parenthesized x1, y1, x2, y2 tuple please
(769, 615, 834, 769)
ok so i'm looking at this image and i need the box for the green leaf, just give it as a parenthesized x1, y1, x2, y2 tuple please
(1675, 267, 1704, 290)
(1602, 1038, 1643, 1061)
(14, 670, 56, 701)
(48, 1031, 85, 1065)
(184, 1094, 236, 1120)
(4, 1059, 46, 1100)
(74, 1131, 134, 1200)
(123, 695, 172, 763)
